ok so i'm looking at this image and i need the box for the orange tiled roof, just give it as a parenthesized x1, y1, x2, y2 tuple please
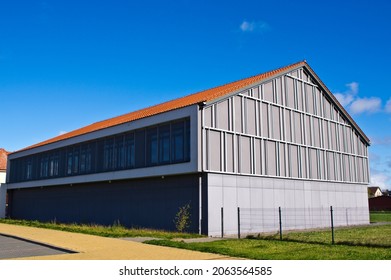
(21, 61, 306, 151)
(17, 60, 370, 153)
(0, 148, 9, 171)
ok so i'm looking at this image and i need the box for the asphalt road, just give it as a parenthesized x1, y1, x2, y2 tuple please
(0, 234, 72, 259)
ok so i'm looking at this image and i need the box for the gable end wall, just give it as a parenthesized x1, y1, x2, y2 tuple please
(202, 66, 370, 184)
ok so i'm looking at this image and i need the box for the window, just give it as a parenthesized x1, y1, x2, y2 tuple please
(73, 148, 79, 174)
(9, 117, 191, 183)
(85, 144, 92, 173)
(135, 130, 146, 168)
(103, 138, 114, 170)
(185, 119, 190, 161)
(159, 124, 170, 164)
(67, 150, 73, 175)
(80, 145, 87, 173)
(39, 155, 49, 178)
(124, 133, 135, 168)
(116, 136, 125, 169)
(146, 127, 158, 166)
(49, 153, 59, 177)
(171, 121, 185, 162)
(26, 159, 33, 180)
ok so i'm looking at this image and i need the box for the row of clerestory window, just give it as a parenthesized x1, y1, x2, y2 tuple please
(8, 118, 190, 183)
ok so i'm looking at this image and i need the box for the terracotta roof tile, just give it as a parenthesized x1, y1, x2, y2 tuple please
(0, 148, 9, 171)
(20, 61, 306, 152)
(16, 60, 369, 153)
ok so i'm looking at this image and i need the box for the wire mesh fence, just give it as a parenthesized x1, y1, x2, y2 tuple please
(222, 206, 370, 244)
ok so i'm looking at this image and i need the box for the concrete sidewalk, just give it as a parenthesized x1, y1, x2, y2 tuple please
(0, 223, 235, 260)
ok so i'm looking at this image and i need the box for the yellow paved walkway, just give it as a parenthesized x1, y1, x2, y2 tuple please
(0, 224, 234, 260)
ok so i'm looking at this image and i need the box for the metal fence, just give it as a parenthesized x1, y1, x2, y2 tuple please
(221, 206, 369, 244)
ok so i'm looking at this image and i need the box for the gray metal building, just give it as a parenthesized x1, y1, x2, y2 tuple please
(1, 61, 370, 236)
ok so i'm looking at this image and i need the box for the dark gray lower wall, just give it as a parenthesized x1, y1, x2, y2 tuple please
(8, 174, 201, 232)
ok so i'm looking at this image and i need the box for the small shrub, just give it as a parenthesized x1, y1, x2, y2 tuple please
(112, 219, 123, 228)
(174, 203, 191, 233)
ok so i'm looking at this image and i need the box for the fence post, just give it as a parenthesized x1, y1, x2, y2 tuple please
(278, 206, 282, 241)
(330, 206, 335, 245)
(221, 207, 224, 238)
(237, 207, 241, 239)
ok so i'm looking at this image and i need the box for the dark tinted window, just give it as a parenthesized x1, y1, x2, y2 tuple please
(8, 118, 191, 183)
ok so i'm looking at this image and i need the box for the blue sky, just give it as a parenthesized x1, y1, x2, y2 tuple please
(0, 0, 390, 189)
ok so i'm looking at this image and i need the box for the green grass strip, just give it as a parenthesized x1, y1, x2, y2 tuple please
(370, 211, 391, 223)
(0, 218, 200, 239)
(146, 233, 391, 260)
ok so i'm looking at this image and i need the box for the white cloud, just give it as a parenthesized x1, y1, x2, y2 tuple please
(370, 172, 391, 190)
(59, 131, 67, 136)
(386, 98, 391, 113)
(370, 136, 391, 145)
(349, 97, 381, 115)
(334, 93, 355, 107)
(334, 82, 359, 107)
(334, 82, 391, 115)
(346, 82, 359, 95)
(240, 20, 269, 33)
(240, 21, 253, 32)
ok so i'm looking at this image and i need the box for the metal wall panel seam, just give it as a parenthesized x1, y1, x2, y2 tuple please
(298, 144, 302, 178)
(241, 96, 245, 134)
(175, 125, 369, 162)
(276, 141, 280, 176)
(199, 175, 202, 234)
(228, 98, 232, 131)
(323, 149, 328, 181)
(267, 103, 271, 138)
(232, 97, 237, 173)
(263, 139, 268, 175)
(220, 131, 224, 172)
(238, 93, 352, 128)
(250, 137, 255, 174)
(238, 135, 241, 174)
(286, 73, 319, 87)
(157, 167, 370, 185)
(285, 141, 290, 178)
(294, 79, 298, 110)
(279, 107, 284, 142)
(206, 128, 210, 171)
(202, 107, 206, 171)
(224, 132, 227, 172)
(255, 97, 259, 137)
(253, 137, 257, 175)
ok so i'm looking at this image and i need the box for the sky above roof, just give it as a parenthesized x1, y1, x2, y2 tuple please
(0, 0, 390, 189)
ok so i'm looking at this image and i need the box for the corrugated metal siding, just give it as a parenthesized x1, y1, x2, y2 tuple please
(8, 174, 200, 232)
(202, 68, 370, 184)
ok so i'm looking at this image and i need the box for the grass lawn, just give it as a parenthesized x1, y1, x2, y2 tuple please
(144, 212, 391, 260)
(146, 224, 391, 260)
(146, 235, 391, 260)
(1, 211, 391, 259)
(257, 224, 391, 247)
(0, 218, 199, 239)
(370, 211, 391, 223)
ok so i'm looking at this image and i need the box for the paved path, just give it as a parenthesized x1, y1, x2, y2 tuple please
(0, 223, 235, 260)
(0, 234, 72, 259)
(121, 237, 224, 243)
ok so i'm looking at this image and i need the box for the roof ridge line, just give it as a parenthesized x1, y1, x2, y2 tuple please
(14, 60, 308, 153)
